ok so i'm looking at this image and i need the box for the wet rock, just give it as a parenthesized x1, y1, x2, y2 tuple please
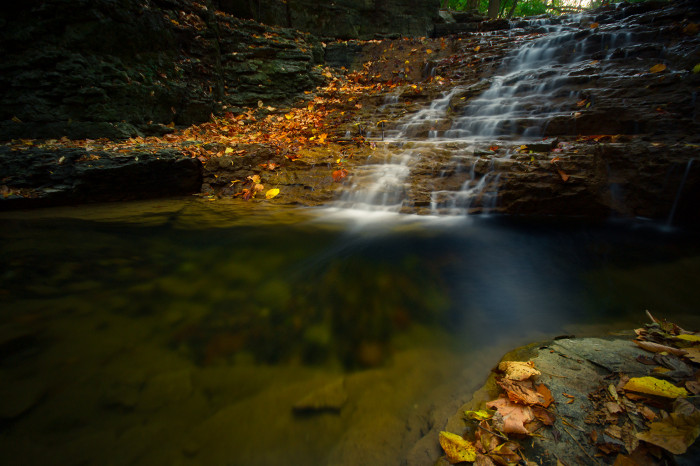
(0, 147, 202, 210)
(445, 336, 652, 465)
(293, 377, 348, 413)
(218, 0, 441, 40)
(0, 0, 323, 140)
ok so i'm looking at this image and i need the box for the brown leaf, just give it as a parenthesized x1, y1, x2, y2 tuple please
(475, 453, 498, 466)
(640, 405, 657, 421)
(634, 340, 687, 357)
(606, 402, 623, 414)
(637, 409, 700, 454)
(532, 406, 555, 426)
(497, 378, 542, 406)
(683, 347, 700, 363)
(613, 454, 638, 466)
(497, 360, 540, 381)
(486, 396, 534, 436)
(536, 383, 554, 408)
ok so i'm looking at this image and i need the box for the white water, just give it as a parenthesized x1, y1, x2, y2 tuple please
(335, 11, 638, 216)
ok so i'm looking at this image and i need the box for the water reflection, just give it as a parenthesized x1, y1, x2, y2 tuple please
(1, 200, 699, 465)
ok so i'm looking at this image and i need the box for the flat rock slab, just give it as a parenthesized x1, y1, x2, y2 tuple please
(525, 337, 648, 465)
(0, 147, 202, 209)
(443, 335, 700, 465)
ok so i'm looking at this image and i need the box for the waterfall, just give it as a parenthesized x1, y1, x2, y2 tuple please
(334, 11, 637, 216)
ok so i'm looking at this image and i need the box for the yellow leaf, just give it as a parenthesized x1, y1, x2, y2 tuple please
(225, 147, 234, 154)
(426, 49, 433, 54)
(464, 409, 493, 421)
(623, 377, 688, 398)
(439, 431, 477, 463)
(675, 334, 700, 342)
(265, 188, 280, 199)
(650, 63, 667, 73)
(693, 64, 700, 74)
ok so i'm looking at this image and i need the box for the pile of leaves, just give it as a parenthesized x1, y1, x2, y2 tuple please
(440, 312, 700, 465)
(583, 311, 700, 462)
(440, 360, 555, 464)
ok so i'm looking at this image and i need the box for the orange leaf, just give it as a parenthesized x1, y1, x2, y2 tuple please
(332, 168, 348, 182)
(557, 169, 570, 182)
(536, 383, 554, 408)
(650, 63, 667, 73)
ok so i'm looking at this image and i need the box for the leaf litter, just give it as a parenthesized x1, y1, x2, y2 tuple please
(439, 311, 700, 464)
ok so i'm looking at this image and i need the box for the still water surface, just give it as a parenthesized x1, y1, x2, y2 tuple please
(1, 199, 699, 465)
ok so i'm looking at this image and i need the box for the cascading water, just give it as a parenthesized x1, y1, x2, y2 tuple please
(334, 9, 640, 216)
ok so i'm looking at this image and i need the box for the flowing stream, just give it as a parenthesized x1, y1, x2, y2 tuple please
(2, 200, 700, 465)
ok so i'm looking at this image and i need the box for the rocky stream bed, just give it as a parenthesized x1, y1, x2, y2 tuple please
(2, 1, 700, 465)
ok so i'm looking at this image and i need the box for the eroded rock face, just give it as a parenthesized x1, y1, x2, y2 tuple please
(0, 146, 202, 208)
(340, 0, 700, 227)
(0, 0, 323, 140)
(216, 0, 441, 40)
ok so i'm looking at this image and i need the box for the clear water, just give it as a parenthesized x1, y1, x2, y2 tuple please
(1, 199, 700, 465)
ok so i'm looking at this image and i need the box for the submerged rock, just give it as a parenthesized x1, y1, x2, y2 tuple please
(293, 377, 348, 413)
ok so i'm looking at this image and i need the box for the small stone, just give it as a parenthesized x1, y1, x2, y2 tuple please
(293, 378, 347, 413)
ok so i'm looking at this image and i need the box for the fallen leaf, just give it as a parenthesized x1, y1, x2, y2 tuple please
(498, 378, 542, 406)
(465, 409, 493, 421)
(683, 347, 700, 363)
(536, 383, 554, 408)
(640, 405, 657, 421)
(486, 396, 534, 435)
(637, 408, 700, 454)
(606, 401, 623, 414)
(563, 393, 575, 404)
(439, 431, 477, 463)
(225, 147, 234, 154)
(332, 168, 348, 182)
(674, 334, 700, 343)
(693, 64, 700, 74)
(532, 406, 555, 426)
(634, 340, 687, 357)
(623, 376, 688, 399)
(650, 63, 667, 73)
(613, 455, 638, 466)
(497, 361, 541, 381)
(265, 188, 280, 199)
(556, 169, 570, 182)
(589, 22, 599, 29)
